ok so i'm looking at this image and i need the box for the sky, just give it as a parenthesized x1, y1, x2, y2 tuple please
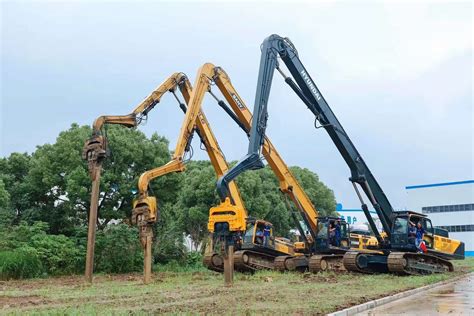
(1, 1, 472, 210)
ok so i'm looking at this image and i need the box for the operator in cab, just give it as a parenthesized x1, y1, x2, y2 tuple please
(263, 224, 271, 246)
(255, 228, 264, 245)
(410, 220, 425, 253)
(334, 219, 342, 247)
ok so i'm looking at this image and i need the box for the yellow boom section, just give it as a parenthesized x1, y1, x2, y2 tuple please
(134, 64, 246, 232)
(83, 72, 190, 179)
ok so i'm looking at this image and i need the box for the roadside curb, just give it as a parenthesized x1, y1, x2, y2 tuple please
(327, 272, 473, 316)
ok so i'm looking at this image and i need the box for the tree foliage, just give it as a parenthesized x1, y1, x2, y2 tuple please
(171, 161, 336, 247)
(1, 124, 175, 234)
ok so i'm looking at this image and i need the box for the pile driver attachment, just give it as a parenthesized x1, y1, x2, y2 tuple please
(131, 196, 158, 227)
(82, 135, 107, 180)
(207, 197, 246, 236)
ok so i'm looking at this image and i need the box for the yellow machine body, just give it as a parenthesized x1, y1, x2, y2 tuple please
(208, 197, 246, 233)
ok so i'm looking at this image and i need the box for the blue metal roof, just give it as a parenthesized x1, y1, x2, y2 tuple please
(405, 180, 474, 190)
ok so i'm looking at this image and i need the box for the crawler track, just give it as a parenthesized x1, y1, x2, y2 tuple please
(342, 251, 374, 273)
(274, 256, 294, 272)
(309, 254, 346, 273)
(387, 252, 454, 275)
(233, 250, 275, 272)
(203, 252, 224, 272)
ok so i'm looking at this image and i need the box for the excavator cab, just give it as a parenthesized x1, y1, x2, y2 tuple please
(314, 217, 350, 253)
(390, 211, 435, 252)
(242, 220, 275, 248)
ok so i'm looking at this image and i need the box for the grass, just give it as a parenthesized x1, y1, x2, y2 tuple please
(1, 258, 472, 315)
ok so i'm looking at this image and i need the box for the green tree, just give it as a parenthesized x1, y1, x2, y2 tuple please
(94, 224, 143, 273)
(289, 166, 337, 217)
(0, 153, 31, 221)
(172, 161, 219, 250)
(0, 179, 9, 209)
(172, 161, 336, 247)
(0, 179, 14, 225)
(22, 124, 177, 234)
(153, 203, 187, 264)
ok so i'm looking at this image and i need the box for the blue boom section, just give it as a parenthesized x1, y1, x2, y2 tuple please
(217, 35, 398, 244)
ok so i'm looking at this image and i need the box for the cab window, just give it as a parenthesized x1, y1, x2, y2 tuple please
(340, 223, 348, 239)
(423, 218, 434, 235)
(393, 217, 408, 234)
(317, 221, 329, 238)
(243, 223, 255, 243)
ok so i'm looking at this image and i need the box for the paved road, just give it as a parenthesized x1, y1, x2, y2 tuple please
(355, 274, 474, 315)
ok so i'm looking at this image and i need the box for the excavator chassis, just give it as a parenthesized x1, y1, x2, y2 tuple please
(233, 250, 275, 272)
(343, 251, 389, 274)
(204, 250, 278, 273)
(274, 254, 346, 273)
(343, 251, 454, 275)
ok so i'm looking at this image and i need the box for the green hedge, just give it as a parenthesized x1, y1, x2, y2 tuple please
(0, 221, 147, 279)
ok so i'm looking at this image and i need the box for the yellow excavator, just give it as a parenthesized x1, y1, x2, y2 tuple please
(127, 68, 300, 273)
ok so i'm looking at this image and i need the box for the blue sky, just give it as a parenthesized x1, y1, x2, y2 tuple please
(1, 1, 472, 209)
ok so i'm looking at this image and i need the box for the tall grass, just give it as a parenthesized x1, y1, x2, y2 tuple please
(0, 247, 43, 280)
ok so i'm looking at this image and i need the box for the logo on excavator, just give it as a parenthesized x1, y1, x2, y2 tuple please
(231, 93, 245, 109)
(300, 69, 321, 101)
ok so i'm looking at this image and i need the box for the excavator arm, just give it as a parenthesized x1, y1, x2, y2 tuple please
(218, 34, 392, 243)
(133, 63, 247, 233)
(82, 72, 190, 180)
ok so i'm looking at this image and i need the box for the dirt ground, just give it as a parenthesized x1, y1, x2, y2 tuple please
(1, 259, 472, 315)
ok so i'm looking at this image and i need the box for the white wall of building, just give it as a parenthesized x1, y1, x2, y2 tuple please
(407, 182, 474, 212)
(406, 181, 474, 256)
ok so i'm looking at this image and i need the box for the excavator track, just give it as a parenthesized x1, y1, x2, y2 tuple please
(203, 252, 224, 272)
(309, 254, 346, 273)
(233, 250, 275, 272)
(274, 256, 295, 272)
(342, 251, 373, 274)
(387, 252, 454, 275)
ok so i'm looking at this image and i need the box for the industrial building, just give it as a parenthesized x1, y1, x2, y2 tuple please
(406, 180, 474, 256)
(336, 203, 383, 232)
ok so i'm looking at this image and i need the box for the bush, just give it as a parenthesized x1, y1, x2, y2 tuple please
(153, 223, 187, 265)
(186, 251, 203, 267)
(30, 233, 84, 275)
(95, 224, 143, 273)
(0, 246, 43, 280)
(0, 221, 84, 277)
